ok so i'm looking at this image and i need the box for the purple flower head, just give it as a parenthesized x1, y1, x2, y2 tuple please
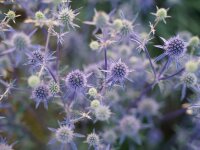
(66, 70, 87, 91)
(26, 49, 55, 72)
(155, 36, 187, 69)
(86, 130, 100, 149)
(178, 72, 199, 100)
(31, 84, 51, 109)
(119, 115, 142, 144)
(106, 59, 133, 88)
(119, 115, 141, 136)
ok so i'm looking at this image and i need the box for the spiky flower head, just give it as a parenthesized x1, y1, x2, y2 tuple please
(66, 70, 87, 90)
(88, 87, 98, 97)
(32, 84, 50, 109)
(11, 32, 30, 51)
(92, 11, 109, 29)
(120, 20, 133, 38)
(185, 60, 199, 73)
(90, 99, 100, 109)
(35, 11, 45, 20)
(95, 105, 111, 121)
(4, 10, 20, 23)
(28, 75, 40, 88)
(110, 59, 129, 80)
(152, 7, 170, 23)
(86, 132, 100, 147)
(48, 81, 60, 95)
(6, 10, 16, 20)
(138, 98, 159, 115)
(120, 115, 141, 136)
(181, 73, 197, 87)
(102, 130, 117, 144)
(165, 36, 186, 58)
(55, 126, 74, 144)
(28, 50, 44, 66)
(58, 5, 79, 29)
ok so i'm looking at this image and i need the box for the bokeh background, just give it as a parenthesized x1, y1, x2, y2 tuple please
(0, 0, 200, 150)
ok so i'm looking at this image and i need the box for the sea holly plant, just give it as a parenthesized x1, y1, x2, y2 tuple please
(0, 0, 200, 150)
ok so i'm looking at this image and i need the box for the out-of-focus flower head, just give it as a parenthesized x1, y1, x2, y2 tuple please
(48, 120, 84, 150)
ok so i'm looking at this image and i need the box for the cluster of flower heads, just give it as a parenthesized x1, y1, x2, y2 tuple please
(0, 0, 200, 150)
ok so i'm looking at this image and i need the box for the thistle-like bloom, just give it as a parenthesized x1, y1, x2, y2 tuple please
(48, 122, 84, 150)
(57, 2, 80, 29)
(4, 10, 20, 23)
(138, 98, 160, 117)
(178, 72, 199, 100)
(11, 32, 31, 51)
(86, 130, 100, 150)
(31, 84, 51, 109)
(155, 36, 187, 69)
(151, 7, 170, 24)
(48, 81, 60, 96)
(84, 10, 110, 33)
(25, 49, 55, 73)
(119, 115, 142, 144)
(66, 70, 86, 90)
(94, 105, 111, 122)
(102, 129, 117, 144)
(113, 11, 136, 42)
(1, 30, 36, 66)
(105, 59, 133, 88)
(65, 70, 91, 101)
